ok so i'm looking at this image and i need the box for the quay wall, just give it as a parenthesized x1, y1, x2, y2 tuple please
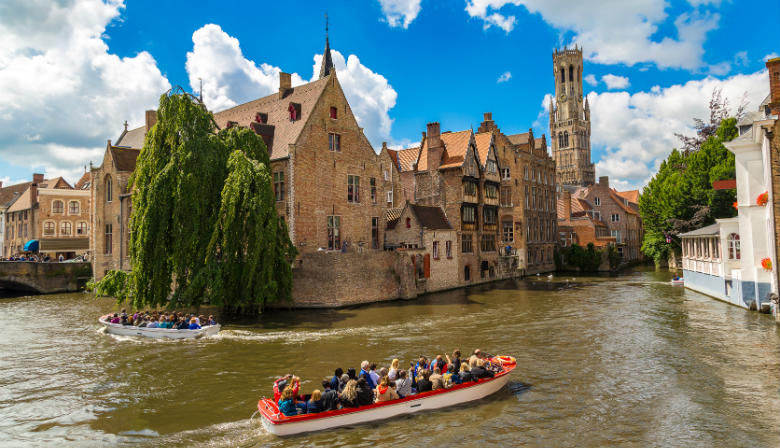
(0, 261, 92, 293)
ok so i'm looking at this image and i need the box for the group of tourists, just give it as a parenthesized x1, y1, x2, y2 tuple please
(274, 349, 502, 417)
(107, 309, 216, 330)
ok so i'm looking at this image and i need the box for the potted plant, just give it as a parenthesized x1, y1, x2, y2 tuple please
(757, 192, 769, 206)
(761, 257, 772, 271)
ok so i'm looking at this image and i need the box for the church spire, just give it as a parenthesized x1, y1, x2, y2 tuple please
(319, 13, 335, 79)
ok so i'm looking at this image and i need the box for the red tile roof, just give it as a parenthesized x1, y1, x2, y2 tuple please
(394, 147, 421, 172)
(616, 189, 640, 204)
(474, 132, 492, 167)
(507, 132, 530, 145)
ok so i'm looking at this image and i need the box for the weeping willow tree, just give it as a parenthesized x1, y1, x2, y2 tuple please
(121, 90, 295, 312)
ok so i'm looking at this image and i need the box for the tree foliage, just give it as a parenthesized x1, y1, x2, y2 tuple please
(558, 243, 603, 273)
(639, 91, 740, 264)
(122, 92, 295, 312)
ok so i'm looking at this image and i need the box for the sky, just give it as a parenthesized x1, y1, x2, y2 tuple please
(0, 0, 778, 192)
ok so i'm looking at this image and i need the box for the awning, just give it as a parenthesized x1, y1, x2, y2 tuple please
(23, 240, 39, 252)
(39, 238, 89, 252)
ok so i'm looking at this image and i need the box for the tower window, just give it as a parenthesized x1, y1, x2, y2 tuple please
(569, 65, 574, 82)
(560, 68, 565, 84)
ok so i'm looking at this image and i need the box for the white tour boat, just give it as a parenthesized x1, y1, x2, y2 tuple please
(670, 278, 684, 285)
(99, 315, 221, 339)
(258, 356, 517, 436)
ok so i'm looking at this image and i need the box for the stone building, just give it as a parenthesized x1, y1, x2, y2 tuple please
(550, 46, 594, 187)
(385, 202, 458, 292)
(571, 177, 643, 262)
(4, 174, 89, 259)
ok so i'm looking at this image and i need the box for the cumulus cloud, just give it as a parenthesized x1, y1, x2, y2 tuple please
(584, 74, 598, 86)
(463, 0, 720, 70)
(602, 74, 630, 89)
(0, 0, 170, 184)
(377, 0, 422, 28)
(497, 71, 512, 83)
(589, 70, 768, 190)
(311, 51, 398, 147)
(186, 24, 398, 150)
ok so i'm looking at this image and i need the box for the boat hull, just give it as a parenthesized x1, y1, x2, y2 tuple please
(259, 360, 515, 436)
(99, 317, 221, 339)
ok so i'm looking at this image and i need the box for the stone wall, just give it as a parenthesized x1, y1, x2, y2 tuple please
(0, 261, 92, 293)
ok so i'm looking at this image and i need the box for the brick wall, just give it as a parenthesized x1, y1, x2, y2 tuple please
(91, 151, 133, 280)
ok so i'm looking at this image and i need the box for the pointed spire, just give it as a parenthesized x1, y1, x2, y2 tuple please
(319, 13, 335, 79)
(584, 96, 590, 109)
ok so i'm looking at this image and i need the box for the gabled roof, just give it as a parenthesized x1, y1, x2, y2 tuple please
(213, 76, 332, 161)
(507, 132, 530, 146)
(608, 189, 640, 215)
(409, 204, 452, 230)
(474, 132, 492, 167)
(416, 129, 474, 171)
(75, 172, 91, 190)
(616, 190, 639, 204)
(110, 147, 141, 172)
(0, 182, 32, 209)
(391, 147, 421, 172)
(534, 137, 546, 149)
(115, 126, 146, 149)
(39, 177, 71, 189)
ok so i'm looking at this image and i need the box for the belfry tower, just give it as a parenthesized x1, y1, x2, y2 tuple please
(550, 46, 594, 187)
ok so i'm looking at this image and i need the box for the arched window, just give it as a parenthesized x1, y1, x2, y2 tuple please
(105, 175, 113, 202)
(558, 133, 564, 148)
(563, 131, 569, 148)
(68, 201, 79, 215)
(77, 221, 88, 235)
(727, 233, 740, 260)
(569, 65, 574, 82)
(43, 221, 55, 236)
(560, 68, 565, 85)
(60, 221, 72, 236)
(52, 200, 64, 214)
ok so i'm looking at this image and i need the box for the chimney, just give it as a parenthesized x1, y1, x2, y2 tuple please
(279, 72, 292, 98)
(31, 173, 43, 206)
(145, 110, 157, 133)
(563, 190, 572, 218)
(767, 57, 780, 115)
(33, 173, 44, 185)
(426, 122, 442, 171)
(599, 176, 609, 188)
(483, 112, 492, 122)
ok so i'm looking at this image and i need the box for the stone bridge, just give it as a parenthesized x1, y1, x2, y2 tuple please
(0, 261, 92, 294)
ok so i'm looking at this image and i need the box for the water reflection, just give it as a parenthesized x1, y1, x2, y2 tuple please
(0, 267, 777, 447)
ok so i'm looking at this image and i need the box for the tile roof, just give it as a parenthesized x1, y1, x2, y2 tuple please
(213, 76, 332, 161)
(409, 204, 452, 230)
(74, 172, 91, 190)
(39, 177, 71, 189)
(420, 130, 471, 171)
(0, 182, 32, 209)
(616, 190, 639, 204)
(608, 189, 640, 215)
(394, 147, 421, 172)
(680, 223, 720, 237)
(474, 132, 492, 167)
(534, 137, 546, 149)
(115, 126, 146, 149)
(507, 132, 530, 146)
(385, 207, 403, 228)
(110, 147, 141, 172)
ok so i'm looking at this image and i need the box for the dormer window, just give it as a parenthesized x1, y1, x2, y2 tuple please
(330, 107, 338, 119)
(288, 102, 301, 121)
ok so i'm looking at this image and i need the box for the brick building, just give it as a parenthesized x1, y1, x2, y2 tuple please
(570, 177, 643, 261)
(557, 190, 615, 249)
(550, 46, 595, 187)
(765, 57, 780, 309)
(4, 174, 89, 259)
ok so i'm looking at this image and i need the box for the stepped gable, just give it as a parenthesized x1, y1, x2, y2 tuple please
(409, 204, 452, 229)
(474, 132, 492, 166)
(213, 76, 331, 161)
(109, 147, 141, 172)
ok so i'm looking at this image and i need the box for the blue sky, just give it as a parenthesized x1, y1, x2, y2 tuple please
(0, 0, 778, 191)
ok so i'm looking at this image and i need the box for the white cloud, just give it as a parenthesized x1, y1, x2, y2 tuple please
(588, 70, 768, 190)
(708, 61, 731, 76)
(734, 51, 748, 67)
(602, 74, 630, 89)
(0, 0, 171, 184)
(377, 0, 422, 28)
(311, 51, 398, 147)
(497, 71, 512, 83)
(463, 0, 720, 70)
(584, 74, 598, 86)
(764, 52, 779, 62)
(186, 24, 398, 150)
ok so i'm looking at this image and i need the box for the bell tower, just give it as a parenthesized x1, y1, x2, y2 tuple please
(550, 46, 594, 187)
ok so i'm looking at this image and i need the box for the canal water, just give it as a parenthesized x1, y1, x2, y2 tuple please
(1, 268, 778, 447)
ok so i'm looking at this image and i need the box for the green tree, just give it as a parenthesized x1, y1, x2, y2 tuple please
(115, 91, 294, 312)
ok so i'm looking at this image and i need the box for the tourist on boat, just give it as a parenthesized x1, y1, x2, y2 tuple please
(431, 355, 446, 374)
(412, 356, 429, 386)
(470, 359, 495, 380)
(459, 363, 473, 382)
(443, 364, 462, 387)
(377, 367, 388, 381)
(416, 370, 433, 392)
(320, 380, 339, 411)
(188, 317, 201, 330)
(338, 373, 350, 393)
(110, 313, 120, 324)
(375, 376, 399, 402)
(359, 361, 376, 389)
(147, 318, 159, 328)
(369, 363, 380, 386)
(278, 386, 305, 416)
(207, 315, 216, 326)
(273, 375, 300, 403)
(123, 316, 134, 326)
(120, 309, 128, 324)
(395, 369, 412, 398)
(306, 389, 324, 414)
(388, 359, 400, 381)
(346, 367, 357, 381)
(339, 380, 359, 408)
(446, 349, 462, 373)
(330, 368, 343, 391)
(356, 378, 374, 406)
(430, 367, 446, 390)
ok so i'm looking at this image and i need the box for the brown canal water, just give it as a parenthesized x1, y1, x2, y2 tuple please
(1, 268, 778, 447)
